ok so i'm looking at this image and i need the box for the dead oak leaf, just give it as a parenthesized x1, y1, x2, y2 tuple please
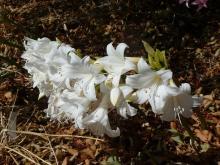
(195, 129, 213, 143)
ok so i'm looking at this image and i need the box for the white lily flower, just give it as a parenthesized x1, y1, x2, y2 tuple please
(82, 95, 120, 137)
(45, 89, 90, 128)
(22, 37, 80, 97)
(126, 57, 172, 105)
(60, 56, 106, 100)
(152, 83, 193, 121)
(96, 42, 136, 106)
(96, 42, 136, 87)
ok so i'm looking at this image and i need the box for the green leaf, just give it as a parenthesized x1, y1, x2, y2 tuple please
(142, 40, 155, 55)
(168, 129, 178, 134)
(200, 143, 210, 152)
(171, 135, 184, 145)
(142, 41, 168, 70)
(105, 156, 121, 165)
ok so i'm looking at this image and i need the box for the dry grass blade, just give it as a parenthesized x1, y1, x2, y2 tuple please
(43, 127, 58, 165)
(18, 145, 52, 165)
(1, 129, 105, 142)
(8, 152, 19, 165)
(6, 89, 18, 134)
(7, 111, 18, 139)
(2, 145, 40, 165)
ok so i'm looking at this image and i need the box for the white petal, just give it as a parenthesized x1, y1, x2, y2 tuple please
(136, 89, 150, 104)
(107, 42, 117, 56)
(119, 86, 133, 98)
(177, 93, 193, 118)
(161, 85, 180, 96)
(99, 56, 124, 74)
(156, 85, 193, 121)
(110, 87, 122, 106)
(180, 83, 191, 94)
(58, 43, 75, 55)
(70, 53, 81, 63)
(123, 59, 136, 73)
(38, 91, 45, 100)
(112, 74, 121, 87)
(160, 98, 176, 121)
(149, 85, 168, 114)
(157, 69, 173, 84)
(117, 102, 137, 118)
(94, 74, 106, 84)
(116, 43, 128, 58)
(83, 78, 97, 101)
(117, 105, 127, 118)
(126, 72, 155, 89)
(82, 107, 120, 137)
(82, 56, 90, 64)
(137, 57, 151, 73)
(100, 82, 110, 94)
(192, 95, 203, 108)
(126, 103, 137, 117)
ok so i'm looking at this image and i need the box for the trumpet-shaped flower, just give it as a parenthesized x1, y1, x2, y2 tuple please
(60, 56, 106, 100)
(126, 58, 172, 106)
(96, 42, 136, 87)
(22, 37, 80, 97)
(95, 42, 136, 107)
(82, 95, 120, 137)
(152, 83, 193, 121)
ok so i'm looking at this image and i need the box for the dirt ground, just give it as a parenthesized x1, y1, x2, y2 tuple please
(0, 0, 220, 164)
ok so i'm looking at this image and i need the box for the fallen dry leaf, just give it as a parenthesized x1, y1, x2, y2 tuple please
(195, 129, 213, 143)
(67, 148, 79, 157)
(80, 147, 95, 159)
(4, 91, 13, 102)
(62, 157, 68, 165)
(216, 122, 220, 136)
(85, 159, 90, 165)
(170, 121, 177, 129)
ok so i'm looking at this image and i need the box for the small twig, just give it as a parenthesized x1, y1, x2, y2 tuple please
(1, 129, 105, 142)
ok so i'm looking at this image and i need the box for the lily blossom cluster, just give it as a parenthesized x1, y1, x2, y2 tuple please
(22, 37, 201, 137)
(179, 0, 208, 11)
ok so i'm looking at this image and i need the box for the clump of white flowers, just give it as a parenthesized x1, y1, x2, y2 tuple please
(22, 37, 202, 137)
